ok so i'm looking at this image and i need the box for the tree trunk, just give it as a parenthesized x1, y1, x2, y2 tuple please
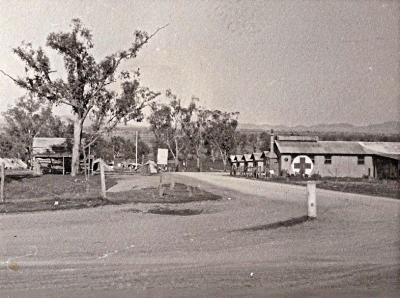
(196, 156, 201, 172)
(196, 147, 202, 172)
(71, 117, 83, 176)
(174, 139, 179, 172)
(219, 148, 227, 172)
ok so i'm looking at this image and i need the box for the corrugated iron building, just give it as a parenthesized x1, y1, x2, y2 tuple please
(32, 137, 73, 174)
(273, 135, 399, 179)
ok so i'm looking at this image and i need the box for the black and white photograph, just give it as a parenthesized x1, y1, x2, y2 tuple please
(0, 0, 399, 297)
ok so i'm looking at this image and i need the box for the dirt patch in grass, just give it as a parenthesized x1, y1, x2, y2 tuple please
(0, 174, 118, 214)
(147, 207, 203, 216)
(108, 183, 222, 204)
(235, 215, 314, 232)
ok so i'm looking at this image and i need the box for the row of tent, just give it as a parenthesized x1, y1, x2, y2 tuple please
(228, 151, 277, 177)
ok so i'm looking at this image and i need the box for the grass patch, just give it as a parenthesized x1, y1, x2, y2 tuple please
(237, 175, 399, 199)
(314, 179, 399, 199)
(122, 208, 142, 213)
(108, 183, 222, 204)
(0, 174, 118, 214)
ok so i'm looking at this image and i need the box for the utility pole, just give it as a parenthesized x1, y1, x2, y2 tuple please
(1, 162, 5, 203)
(135, 130, 138, 170)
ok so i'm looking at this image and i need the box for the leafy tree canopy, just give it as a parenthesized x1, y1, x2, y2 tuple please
(1, 18, 165, 175)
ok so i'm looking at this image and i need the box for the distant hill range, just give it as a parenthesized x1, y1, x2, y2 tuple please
(238, 121, 400, 135)
(0, 120, 398, 137)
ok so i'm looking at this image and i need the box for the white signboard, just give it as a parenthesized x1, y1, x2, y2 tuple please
(157, 148, 169, 165)
(291, 155, 313, 176)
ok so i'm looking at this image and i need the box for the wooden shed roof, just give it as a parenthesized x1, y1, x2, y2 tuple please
(260, 150, 277, 159)
(250, 152, 263, 161)
(32, 137, 72, 156)
(241, 154, 253, 162)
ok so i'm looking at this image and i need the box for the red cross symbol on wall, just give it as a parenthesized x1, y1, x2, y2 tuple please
(294, 157, 312, 175)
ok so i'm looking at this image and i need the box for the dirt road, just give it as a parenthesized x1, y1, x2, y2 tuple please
(1, 172, 399, 297)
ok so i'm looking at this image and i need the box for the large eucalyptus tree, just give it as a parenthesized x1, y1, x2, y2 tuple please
(1, 19, 165, 175)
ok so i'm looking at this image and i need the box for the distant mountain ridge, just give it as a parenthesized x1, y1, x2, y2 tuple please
(1, 119, 398, 135)
(238, 121, 400, 134)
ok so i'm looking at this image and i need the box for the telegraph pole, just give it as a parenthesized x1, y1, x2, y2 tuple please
(135, 130, 138, 170)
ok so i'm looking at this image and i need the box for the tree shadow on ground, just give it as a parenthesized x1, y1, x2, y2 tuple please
(234, 215, 315, 232)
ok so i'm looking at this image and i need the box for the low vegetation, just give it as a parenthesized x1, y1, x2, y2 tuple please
(0, 174, 117, 213)
(0, 176, 221, 214)
(238, 175, 399, 199)
(107, 183, 221, 204)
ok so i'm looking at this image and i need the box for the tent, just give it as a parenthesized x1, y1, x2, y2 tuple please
(92, 158, 114, 172)
(142, 160, 158, 174)
(0, 158, 28, 170)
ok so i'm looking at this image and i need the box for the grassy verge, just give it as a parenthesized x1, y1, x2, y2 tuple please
(0, 174, 117, 214)
(234, 175, 399, 199)
(107, 183, 221, 204)
(0, 176, 221, 214)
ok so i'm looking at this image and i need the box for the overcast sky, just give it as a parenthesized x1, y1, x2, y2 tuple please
(0, 0, 398, 126)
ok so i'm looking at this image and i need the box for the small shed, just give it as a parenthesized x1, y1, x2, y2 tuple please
(32, 137, 94, 175)
(241, 154, 254, 175)
(233, 155, 244, 171)
(228, 155, 236, 165)
(250, 152, 264, 171)
(260, 149, 279, 175)
(32, 138, 72, 174)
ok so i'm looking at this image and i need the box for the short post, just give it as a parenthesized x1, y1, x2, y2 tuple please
(62, 156, 65, 175)
(1, 162, 5, 203)
(307, 181, 316, 218)
(158, 173, 164, 197)
(100, 160, 106, 199)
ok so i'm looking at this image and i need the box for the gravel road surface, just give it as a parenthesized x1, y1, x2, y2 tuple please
(1, 172, 399, 297)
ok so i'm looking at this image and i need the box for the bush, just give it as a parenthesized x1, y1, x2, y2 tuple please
(311, 173, 322, 180)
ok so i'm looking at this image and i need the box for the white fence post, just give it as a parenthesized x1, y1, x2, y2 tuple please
(307, 181, 316, 218)
(100, 161, 106, 199)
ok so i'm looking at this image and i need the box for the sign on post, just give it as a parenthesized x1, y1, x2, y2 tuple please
(157, 148, 168, 165)
(292, 155, 313, 176)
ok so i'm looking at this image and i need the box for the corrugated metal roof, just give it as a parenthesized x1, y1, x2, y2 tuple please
(374, 153, 400, 160)
(275, 141, 371, 155)
(32, 137, 72, 155)
(277, 135, 319, 142)
(359, 142, 400, 160)
(359, 142, 400, 154)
